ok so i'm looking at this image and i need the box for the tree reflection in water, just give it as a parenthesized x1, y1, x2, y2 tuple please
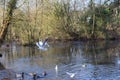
(0, 57, 15, 80)
(0, 41, 120, 80)
(0, 62, 5, 70)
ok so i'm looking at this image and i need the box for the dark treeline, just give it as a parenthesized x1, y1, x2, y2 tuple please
(0, 0, 120, 44)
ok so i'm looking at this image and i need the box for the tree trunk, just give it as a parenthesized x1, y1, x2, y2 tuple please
(0, 20, 9, 43)
(91, 0, 95, 39)
(0, 0, 17, 43)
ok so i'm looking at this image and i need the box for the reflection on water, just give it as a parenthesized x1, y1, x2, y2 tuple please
(0, 40, 120, 80)
(0, 58, 15, 80)
(0, 62, 5, 70)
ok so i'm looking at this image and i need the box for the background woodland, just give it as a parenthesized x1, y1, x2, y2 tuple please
(0, 0, 119, 44)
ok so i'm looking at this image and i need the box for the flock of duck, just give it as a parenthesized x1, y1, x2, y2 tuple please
(15, 64, 86, 80)
(16, 71, 47, 80)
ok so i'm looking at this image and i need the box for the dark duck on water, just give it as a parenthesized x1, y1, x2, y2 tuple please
(0, 54, 2, 57)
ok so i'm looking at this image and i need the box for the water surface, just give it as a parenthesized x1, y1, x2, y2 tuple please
(0, 40, 120, 80)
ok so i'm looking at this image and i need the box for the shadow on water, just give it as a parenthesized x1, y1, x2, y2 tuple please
(1, 40, 120, 80)
(0, 62, 5, 70)
(0, 62, 15, 80)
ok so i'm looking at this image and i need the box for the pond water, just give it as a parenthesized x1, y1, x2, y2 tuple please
(0, 40, 120, 80)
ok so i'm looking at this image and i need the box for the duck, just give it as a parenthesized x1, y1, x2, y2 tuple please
(66, 72, 77, 78)
(0, 54, 2, 57)
(36, 71, 47, 78)
(28, 72, 36, 77)
(16, 72, 24, 79)
(28, 71, 47, 79)
(42, 71, 47, 76)
(27, 72, 37, 80)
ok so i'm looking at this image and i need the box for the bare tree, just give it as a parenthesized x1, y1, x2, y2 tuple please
(0, 0, 17, 43)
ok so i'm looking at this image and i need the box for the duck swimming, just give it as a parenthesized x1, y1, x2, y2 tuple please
(27, 71, 47, 79)
(16, 72, 24, 79)
(42, 71, 47, 76)
(0, 54, 2, 57)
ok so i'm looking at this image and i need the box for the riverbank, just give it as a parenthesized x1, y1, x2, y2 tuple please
(22, 37, 120, 46)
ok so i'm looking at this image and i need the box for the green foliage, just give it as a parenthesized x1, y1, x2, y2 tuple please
(0, 0, 120, 44)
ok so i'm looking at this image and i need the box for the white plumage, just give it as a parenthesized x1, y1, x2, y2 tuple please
(66, 72, 77, 78)
(55, 65, 58, 72)
(36, 38, 49, 50)
(16, 72, 24, 79)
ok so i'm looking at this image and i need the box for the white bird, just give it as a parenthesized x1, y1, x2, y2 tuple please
(55, 65, 58, 76)
(55, 65, 58, 72)
(66, 72, 77, 78)
(36, 38, 49, 50)
(82, 64, 86, 68)
(36, 42, 47, 51)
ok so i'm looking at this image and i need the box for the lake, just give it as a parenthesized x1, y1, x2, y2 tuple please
(0, 40, 120, 80)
